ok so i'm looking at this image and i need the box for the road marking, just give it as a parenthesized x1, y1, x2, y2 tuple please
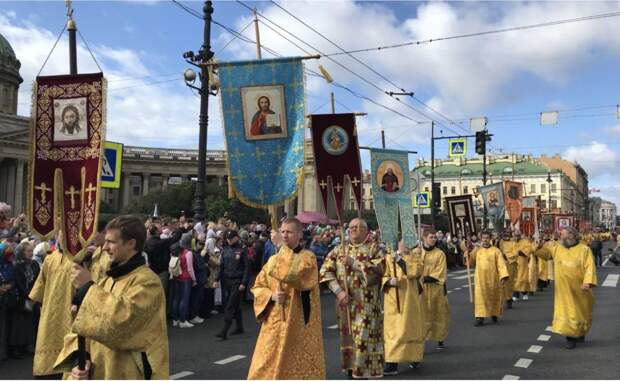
(602, 256, 610, 266)
(503, 375, 520, 380)
(463, 284, 470, 288)
(449, 269, 469, 275)
(537, 334, 551, 342)
(328, 324, 338, 329)
(447, 290, 453, 294)
(171, 371, 195, 379)
(514, 358, 533, 368)
(527, 345, 543, 353)
(452, 274, 475, 280)
(601, 274, 619, 287)
(545, 326, 552, 332)
(454, 287, 461, 290)
(214, 355, 246, 365)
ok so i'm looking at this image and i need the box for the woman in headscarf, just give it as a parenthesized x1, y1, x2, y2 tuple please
(8, 242, 38, 358)
(0, 243, 15, 361)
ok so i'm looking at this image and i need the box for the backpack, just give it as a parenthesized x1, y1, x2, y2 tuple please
(168, 256, 182, 279)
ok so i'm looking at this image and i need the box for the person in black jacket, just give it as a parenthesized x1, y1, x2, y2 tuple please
(9, 242, 38, 359)
(215, 230, 249, 340)
(144, 224, 182, 317)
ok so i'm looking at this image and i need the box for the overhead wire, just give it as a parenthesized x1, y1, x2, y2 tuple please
(321, 11, 620, 57)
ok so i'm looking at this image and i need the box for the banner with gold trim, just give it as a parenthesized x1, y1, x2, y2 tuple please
(503, 180, 524, 227)
(218, 57, 306, 208)
(28, 73, 106, 256)
(310, 113, 362, 221)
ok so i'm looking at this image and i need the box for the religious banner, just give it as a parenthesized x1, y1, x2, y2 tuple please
(28, 73, 107, 256)
(520, 208, 536, 237)
(218, 57, 306, 208)
(554, 214, 574, 231)
(445, 195, 477, 238)
(310, 113, 362, 221)
(370, 149, 416, 250)
(479, 182, 505, 233)
(504, 180, 524, 227)
(541, 214, 554, 234)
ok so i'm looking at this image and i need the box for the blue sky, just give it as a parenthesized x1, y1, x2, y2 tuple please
(1, 1, 620, 205)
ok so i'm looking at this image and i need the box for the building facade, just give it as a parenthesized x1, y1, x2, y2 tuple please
(598, 200, 617, 230)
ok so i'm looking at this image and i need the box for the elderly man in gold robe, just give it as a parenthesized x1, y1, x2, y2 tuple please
(418, 229, 450, 350)
(320, 218, 384, 379)
(248, 218, 325, 379)
(467, 231, 509, 326)
(498, 231, 517, 309)
(513, 230, 533, 300)
(534, 226, 597, 349)
(382, 241, 425, 376)
(54, 215, 169, 379)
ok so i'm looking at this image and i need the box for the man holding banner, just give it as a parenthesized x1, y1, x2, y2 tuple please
(320, 218, 385, 379)
(498, 230, 518, 308)
(417, 229, 450, 350)
(382, 241, 426, 375)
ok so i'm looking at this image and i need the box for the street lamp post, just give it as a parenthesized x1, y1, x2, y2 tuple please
(546, 172, 553, 213)
(183, 1, 214, 222)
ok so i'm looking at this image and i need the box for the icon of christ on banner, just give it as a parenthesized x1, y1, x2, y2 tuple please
(53, 98, 88, 145)
(241, 85, 287, 140)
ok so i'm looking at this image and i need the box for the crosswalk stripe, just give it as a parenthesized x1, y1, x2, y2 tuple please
(514, 358, 533, 368)
(503, 375, 520, 380)
(328, 324, 338, 329)
(537, 334, 551, 342)
(449, 269, 469, 275)
(601, 274, 619, 287)
(170, 371, 195, 379)
(545, 326, 552, 332)
(452, 274, 475, 280)
(214, 355, 246, 365)
(527, 345, 543, 354)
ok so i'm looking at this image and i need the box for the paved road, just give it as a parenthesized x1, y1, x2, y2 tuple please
(3, 243, 619, 380)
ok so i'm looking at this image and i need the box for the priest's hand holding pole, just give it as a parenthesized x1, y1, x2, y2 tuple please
(71, 360, 91, 380)
(336, 290, 349, 308)
(272, 290, 287, 304)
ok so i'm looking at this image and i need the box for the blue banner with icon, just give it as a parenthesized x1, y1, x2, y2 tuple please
(218, 57, 306, 208)
(370, 148, 416, 250)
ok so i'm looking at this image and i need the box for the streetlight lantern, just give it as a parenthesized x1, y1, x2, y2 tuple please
(184, 68, 197, 85)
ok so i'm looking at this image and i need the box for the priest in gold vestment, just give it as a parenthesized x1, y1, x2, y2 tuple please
(467, 231, 509, 326)
(419, 229, 450, 349)
(320, 218, 385, 379)
(29, 233, 110, 378)
(248, 218, 325, 379)
(513, 231, 533, 300)
(534, 226, 597, 349)
(499, 231, 517, 308)
(382, 241, 425, 376)
(54, 215, 169, 379)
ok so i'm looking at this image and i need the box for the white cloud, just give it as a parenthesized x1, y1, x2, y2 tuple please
(0, 12, 223, 149)
(563, 141, 618, 179)
(225, 1, 620, 120)
(604, 124, 620, 136)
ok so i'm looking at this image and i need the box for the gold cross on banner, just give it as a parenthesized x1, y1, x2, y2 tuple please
(253, 147, 265, 160)
(85, 182, 97, 205)
(65, 185, 80, 210)
(254, 172, 267, 181)
(351, 177, 361, 187)
(291, 143, 303, 155)
(230, 148, 244, 164)
(319, 179, 328, 189)
(227, 129, 240, 139)
(274, 167, 282, 176)
(273, 146, 286, 160)
(235, 173, 247, 183)
(334, 183, 343, 193)
(34, 182, 52, 203)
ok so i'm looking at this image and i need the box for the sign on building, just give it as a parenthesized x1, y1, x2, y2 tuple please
(448, 138, 467, 158)
(101, 142, 123, 189)
(412, 191, 431, 208)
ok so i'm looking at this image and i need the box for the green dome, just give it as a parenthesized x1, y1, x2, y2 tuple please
(0, 33, 17, 61)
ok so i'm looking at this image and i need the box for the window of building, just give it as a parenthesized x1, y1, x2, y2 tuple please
(443, 186, 447, 195)
(132, 186, 140, 196)
(530, 184, 536, 194)
(369, 188, 372, 196)
(369, 201, 374, 209)
(461, 169, 472, 176)
(351, 201, 355, 210)
(463, 186, 469, 194)
(551, 183, 557, 193)
(451, 186, 456, 195)
(424, 187, 429, 192)
(503, 166, 513, 174)
(541, 184, 546, 193)
(550, 199, 557, 209)
(541, 200, 547, 210)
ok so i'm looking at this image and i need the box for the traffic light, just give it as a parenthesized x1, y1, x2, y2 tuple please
(475, 130, 486, 155)
(432, 182, 441, 209)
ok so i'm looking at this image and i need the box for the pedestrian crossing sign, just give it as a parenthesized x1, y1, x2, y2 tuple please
(101, 141, 123, 189)
(412, 191, 431, 208)
(448, 138, 467, 158)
